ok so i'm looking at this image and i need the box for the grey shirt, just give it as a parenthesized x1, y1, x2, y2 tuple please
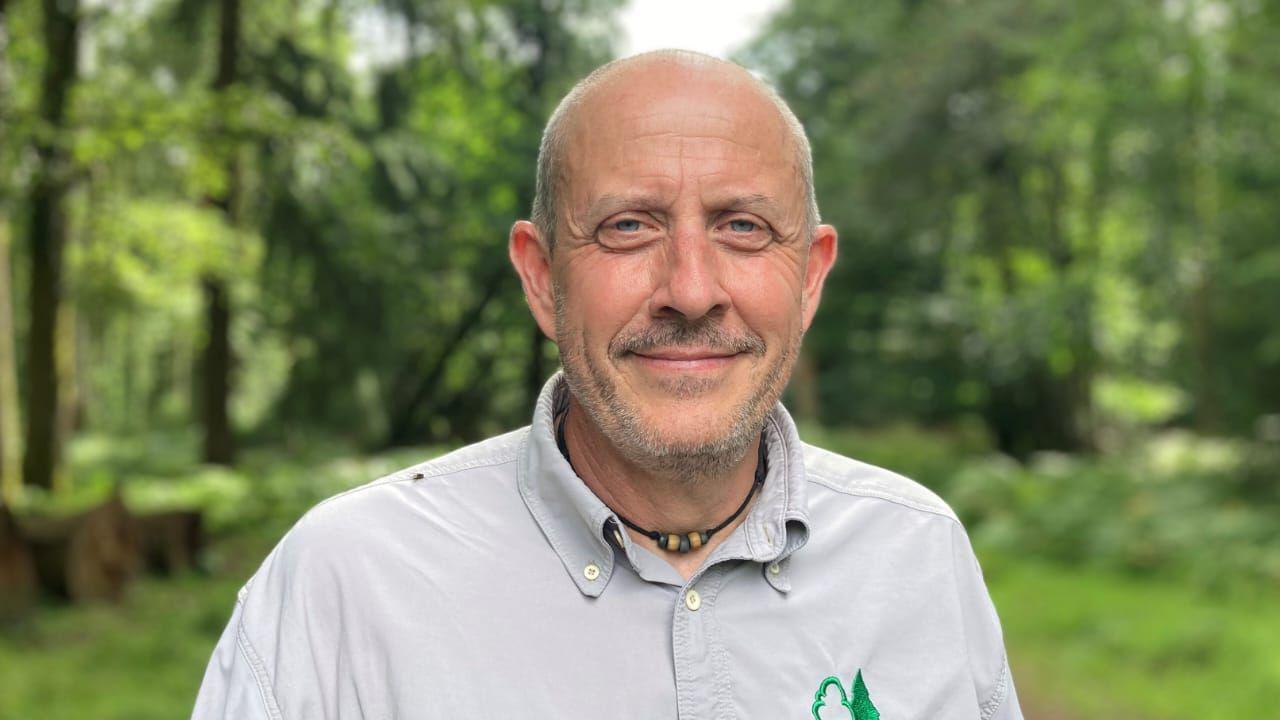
(192, 373, 1022, 719)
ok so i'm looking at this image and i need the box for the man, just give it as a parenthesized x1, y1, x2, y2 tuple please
(192, 50, 1023, 719)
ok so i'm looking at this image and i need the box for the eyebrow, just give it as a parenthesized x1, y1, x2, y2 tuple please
(584, 192, 784, 222)
(584, 192, 667, 222)
(720, 193, 784, 218)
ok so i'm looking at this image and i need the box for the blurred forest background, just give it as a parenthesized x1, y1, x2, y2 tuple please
(0, 0, 1277, 717)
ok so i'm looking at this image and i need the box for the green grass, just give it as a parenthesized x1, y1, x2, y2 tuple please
(0, 564, 250, 720)
(987, 558, 1280, 719)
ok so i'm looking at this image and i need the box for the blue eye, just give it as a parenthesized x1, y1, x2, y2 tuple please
(729, 219, 758, 232)
(614, 219, 642, 232)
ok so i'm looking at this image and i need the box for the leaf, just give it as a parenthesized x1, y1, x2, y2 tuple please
(810, 676, 852, 720)
(850, 670, 880, 720)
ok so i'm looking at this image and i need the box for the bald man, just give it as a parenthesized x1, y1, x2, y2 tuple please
(192, 51, 1023, 720)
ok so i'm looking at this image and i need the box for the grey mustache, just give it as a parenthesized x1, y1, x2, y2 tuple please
(611, 319, 766, 358)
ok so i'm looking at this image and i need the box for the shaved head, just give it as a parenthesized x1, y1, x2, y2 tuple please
(507, 47, 839, 487)
(532, 50, 819, 251)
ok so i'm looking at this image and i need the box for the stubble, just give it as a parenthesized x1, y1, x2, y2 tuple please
(554, 288, 798, 484)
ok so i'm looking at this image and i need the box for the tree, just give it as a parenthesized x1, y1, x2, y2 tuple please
(23, 0, 80, 490)
(197, 0, 241, 465)
(744, 0, 1278, 455)
(0, 0, 24, 503)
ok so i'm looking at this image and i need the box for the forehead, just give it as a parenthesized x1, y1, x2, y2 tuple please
(562, 63, 798, 208)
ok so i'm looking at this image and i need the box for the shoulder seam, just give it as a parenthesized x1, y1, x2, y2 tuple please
(978, 653, 1012, 720)
(806, 471, 959, 523)
(234, 598, 285, 720)
(308, 450, 521, 512)
(396, 450, 522, 483)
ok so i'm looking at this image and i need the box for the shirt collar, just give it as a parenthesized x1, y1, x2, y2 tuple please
(517, 371, 811, 598)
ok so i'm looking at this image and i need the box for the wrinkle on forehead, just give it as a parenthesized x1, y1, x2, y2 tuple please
(572, 105, 790, 182)
(621, 131, 767, 164)
(568, 58, 793, 159)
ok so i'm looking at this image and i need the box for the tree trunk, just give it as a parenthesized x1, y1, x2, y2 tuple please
(134, 509, 204, 576)
(1043, 157, 1095, 452)
(55, 301, 79, 476)
(200, 275, 234, 462)
(199, 0, 242, 465)
(0, 0, 23, 507)
(789, 348, 821, 426)
(526, 326, 547, 410)
(19, 493, 140, 603)
(977, 153, 1089, 458)
(23, 0, 79, 491)
(0, 219, 21, 505)
(0, 502, 37, 621)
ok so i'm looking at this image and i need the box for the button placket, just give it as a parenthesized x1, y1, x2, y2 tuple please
(671, 567, 734, 719)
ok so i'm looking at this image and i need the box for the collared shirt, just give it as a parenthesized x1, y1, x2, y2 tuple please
(192, 372, 1023, 719)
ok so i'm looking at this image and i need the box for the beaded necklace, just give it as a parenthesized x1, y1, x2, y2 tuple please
(555, 410, 767, 554)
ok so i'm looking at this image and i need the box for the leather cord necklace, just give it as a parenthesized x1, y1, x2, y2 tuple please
(555, 410, 767, 553)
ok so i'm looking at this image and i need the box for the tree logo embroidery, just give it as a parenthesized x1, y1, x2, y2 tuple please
(810, 670, 880, 720)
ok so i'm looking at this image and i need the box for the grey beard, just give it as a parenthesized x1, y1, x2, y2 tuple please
(554, 292, 796, 485)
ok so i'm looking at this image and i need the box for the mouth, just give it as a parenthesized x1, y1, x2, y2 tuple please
(628, 348, 745, 372)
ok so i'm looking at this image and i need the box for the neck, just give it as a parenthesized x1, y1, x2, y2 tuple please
(561, 396, 763, 538)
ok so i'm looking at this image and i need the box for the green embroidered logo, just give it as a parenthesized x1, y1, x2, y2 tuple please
(810, 670, 880, 720)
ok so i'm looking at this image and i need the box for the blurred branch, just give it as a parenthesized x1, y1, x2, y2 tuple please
(385, 266, 509, 447)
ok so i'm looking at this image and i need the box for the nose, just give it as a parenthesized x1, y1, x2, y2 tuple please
(649, 222, 731, 322)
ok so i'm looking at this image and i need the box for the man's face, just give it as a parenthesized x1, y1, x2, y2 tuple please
(525, 60, 836, 475)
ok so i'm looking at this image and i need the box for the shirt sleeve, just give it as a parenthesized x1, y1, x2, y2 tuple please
(189, 584, 279, 720)
(950, 521, 1025, 720)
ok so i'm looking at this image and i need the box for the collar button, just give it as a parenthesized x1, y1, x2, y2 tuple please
(583, 562, 601, 581)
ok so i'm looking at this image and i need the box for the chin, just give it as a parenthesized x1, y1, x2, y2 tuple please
(625, 397, 763, 455)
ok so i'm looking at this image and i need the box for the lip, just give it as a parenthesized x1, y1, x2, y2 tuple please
(629, 349, 743, 372)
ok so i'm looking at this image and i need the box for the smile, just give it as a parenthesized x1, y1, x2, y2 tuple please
(629, 349, 744, 372)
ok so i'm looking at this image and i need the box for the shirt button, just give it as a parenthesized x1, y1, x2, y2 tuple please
(583, 562, 600, 581)
(768, 562, 782, 575)
(684, 589, 702, 611)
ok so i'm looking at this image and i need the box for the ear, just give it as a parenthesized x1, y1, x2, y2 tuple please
(509, 220, 558, 341)
(800, 224, 838, 333)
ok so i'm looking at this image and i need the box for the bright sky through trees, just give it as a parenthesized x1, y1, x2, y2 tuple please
(349, 0, 782, 78)
(617, 0, 785, 58)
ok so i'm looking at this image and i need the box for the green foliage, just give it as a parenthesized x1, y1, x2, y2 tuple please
(745, 0, 1280, 451)
(988, 560, 1280, 719)
(812, 424, 1280, 592)
(0, 572, 249, 720)
(799, 420, 994, 491)
(950, 433, 1280, 590)
(1093, 375, 1189, 427)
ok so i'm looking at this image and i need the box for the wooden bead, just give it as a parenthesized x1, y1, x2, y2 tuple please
(688, 532, 703, 550)
(666, 533, 681, 551)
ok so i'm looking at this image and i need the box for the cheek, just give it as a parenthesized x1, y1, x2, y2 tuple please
(724, 257, 805, 339)
(561, 255, 656, 348)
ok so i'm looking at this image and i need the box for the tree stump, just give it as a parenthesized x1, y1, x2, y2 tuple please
(20, 493, 141, 603)
(134, 509, 204, 576)
(0, 503, 37, 621)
